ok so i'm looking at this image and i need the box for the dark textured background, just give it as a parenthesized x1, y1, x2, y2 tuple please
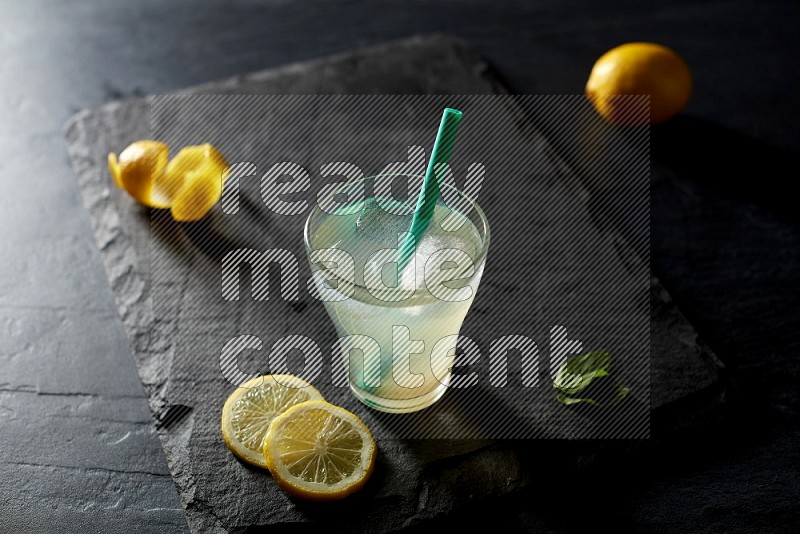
(2, 1, 799, 532)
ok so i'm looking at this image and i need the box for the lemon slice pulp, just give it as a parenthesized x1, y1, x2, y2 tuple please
(264, 400, 376, 500)
(221, 375, 324, 468)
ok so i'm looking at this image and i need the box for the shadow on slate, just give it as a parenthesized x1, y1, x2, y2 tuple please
(63, 35, 727, 533)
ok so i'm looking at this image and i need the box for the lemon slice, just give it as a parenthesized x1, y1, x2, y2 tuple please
(221, 375, 324, 468)
(264, 400, 377, 500)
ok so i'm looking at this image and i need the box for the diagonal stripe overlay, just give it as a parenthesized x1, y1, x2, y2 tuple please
(148, 94, 649, 439)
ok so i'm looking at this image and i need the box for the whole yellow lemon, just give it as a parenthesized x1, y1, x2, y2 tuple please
(586, 42, 692, 125)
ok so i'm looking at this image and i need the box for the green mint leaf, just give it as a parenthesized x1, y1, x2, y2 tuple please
(553, 351, 613, 395)
(556, 392, 598, 406)
(556, 384, 630, 407)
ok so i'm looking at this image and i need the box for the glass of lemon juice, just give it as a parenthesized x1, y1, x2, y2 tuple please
(304, 175, 490, 413)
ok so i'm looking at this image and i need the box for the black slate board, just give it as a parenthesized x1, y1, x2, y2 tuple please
(64, 35, 725, 532)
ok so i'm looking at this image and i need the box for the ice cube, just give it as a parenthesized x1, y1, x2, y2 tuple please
(355, 199, 411, 247)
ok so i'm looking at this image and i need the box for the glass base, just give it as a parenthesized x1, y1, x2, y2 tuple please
(349, 380, 449, 413)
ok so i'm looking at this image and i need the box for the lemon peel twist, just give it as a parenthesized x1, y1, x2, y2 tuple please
(108, 141, 229, 221)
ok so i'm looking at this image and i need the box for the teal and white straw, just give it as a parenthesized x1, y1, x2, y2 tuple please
(397, 107, 463, 271)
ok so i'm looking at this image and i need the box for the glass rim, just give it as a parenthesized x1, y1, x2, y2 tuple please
(303, 173, 491, 299)
(303, 173, 490, 258)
